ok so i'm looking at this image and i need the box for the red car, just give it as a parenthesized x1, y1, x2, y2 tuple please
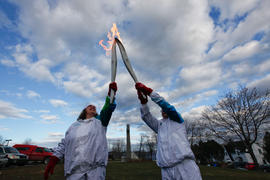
(13, 144, 53, 164)
(245, 162, 256, 170)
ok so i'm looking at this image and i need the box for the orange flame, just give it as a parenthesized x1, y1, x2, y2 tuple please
(99, 23, 122, 56)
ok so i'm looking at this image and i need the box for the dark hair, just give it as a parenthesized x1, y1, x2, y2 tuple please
(77, 105, 98, 120)
(77, 108, 87, 120)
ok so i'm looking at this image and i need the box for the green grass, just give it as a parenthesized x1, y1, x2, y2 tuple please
(0, 161, 269, 180)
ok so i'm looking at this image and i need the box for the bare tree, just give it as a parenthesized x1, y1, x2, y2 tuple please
(0, 135, 5, 145)
(186, 120, 208, 146)
(145, 133, 157, 160)
(112, 139, 125, 153)
(23, 138, 32, 145)
(138, 134, 146, 159)
(202, 86, 270, 164)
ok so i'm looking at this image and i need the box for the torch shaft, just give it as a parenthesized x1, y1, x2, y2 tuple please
(110, 40, 117, 103)
(115, 38, 138, 83)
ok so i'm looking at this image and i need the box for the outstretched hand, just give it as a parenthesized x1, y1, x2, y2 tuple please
(137, 89, 148, 104)
(135, 82, 153, 95)
(108, 82, 118, 96)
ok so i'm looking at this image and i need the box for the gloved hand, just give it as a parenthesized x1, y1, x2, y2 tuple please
(44, 156, 60, 180)
(108, 82, 117, 96)
(135, 82, 153, 95)
(137, 90, 148, 104)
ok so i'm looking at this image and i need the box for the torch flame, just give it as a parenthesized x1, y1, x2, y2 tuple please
(99, 23, 122, 56)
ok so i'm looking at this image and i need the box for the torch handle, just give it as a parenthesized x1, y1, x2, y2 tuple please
(110, 40, 117, 104)
(110, 89, 115, 103)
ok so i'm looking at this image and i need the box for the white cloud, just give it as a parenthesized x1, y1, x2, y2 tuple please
(49, 99, 68, 107)
(48, 132, 64, 138)
(34, 110, 50, 113)
(27, 90, 41, 98)
(257, 59, 270, 72)
(0, 59, 16, 67)
(247, 73, 270, 90)
(222, 41, 261, 62)
(40, 114, 59, 124)
(171, 61, 222, 98)
(182, 105, 208, 122)
(0, 125, 9, 131)
(173, 90, 218, 109)
(207, 0, 270, 60)
(0, 100, 31, 119)
(2, 0, 270, 142)
(209, 0, 260, 20)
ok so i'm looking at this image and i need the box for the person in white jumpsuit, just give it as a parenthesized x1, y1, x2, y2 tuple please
(135, 82, 202, 180)
(44, 82, 117, 180)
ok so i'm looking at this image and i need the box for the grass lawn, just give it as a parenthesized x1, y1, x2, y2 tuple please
(0, 161, 269, 180)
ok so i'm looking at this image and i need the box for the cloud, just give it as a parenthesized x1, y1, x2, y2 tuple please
(48, 132, 64, 138)
(0, 59, 16, 67)
(0, 9, 13, 28)
(36, 132, 65, 148)
(209, 0, 260, 20)
(0, 125, 9, 131)
(49, 99, 68, 107)
(26, 90, 41, 98)
(170, 61, 222, 99)
(247, 73, 270, 91)
(207, 0, 270, 60)
(40, 114, 59, 124)
(182, 105, 208, 122)
(0, 100, 31, 119)
(2, 0, 270, 141)
(222, 40, 261, 62)
(173, 90, 218, 110)
(0, 44, 56, 83)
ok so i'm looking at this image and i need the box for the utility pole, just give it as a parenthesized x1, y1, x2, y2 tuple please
(5, 139, 12, 146)
(126, 124, 131, 161)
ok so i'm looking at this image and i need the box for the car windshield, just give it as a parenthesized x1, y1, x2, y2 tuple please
(44, 148, 52, 152)
(4, 147, 19, 153)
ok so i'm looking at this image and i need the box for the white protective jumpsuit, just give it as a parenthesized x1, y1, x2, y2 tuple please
(140, 91, 202, 180)
(53, 96, 116, 180)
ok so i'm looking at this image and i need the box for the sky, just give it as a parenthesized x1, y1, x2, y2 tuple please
(0, 0, 270, 148)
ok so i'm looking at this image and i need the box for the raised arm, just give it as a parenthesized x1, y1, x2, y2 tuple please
(97, 82, 117, 127)
(150, 91, 184, 123)
(140, 103, 159, 133)
(136, 88, 159, 133)
(136, 82, 184, 123)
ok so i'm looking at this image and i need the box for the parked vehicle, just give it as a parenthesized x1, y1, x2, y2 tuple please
(13, 144, 53, 164)
(0, 145, 28, 166)
(0, 147, 8, 167)
(245, 162, 256, 170)
(259, 164, 270, 172)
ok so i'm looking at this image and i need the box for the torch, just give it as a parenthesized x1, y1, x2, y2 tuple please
(114, 38, 138, 83)
(110, 40, 117, 103)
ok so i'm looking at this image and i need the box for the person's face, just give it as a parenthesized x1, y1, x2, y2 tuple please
(161, 110, 168, 119)
(86, 105, 97, 116)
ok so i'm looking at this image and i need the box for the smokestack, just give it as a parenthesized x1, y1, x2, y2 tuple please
(126, 124, 131, 160)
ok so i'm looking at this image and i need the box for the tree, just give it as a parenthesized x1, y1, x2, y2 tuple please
(192, 140, 224, 164)
(186, 120, 206, 146)
(263, 132, 270, 163)
(0, 135, 5, 145)
(202, 86, 270, 164)
(138, 134, 146, 159)
(23, 138, 32, 145)
(145, 133, 157, 160)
